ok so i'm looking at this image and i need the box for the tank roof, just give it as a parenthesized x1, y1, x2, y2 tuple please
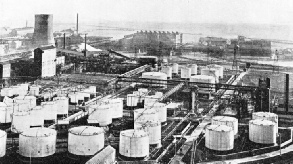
(21, 127, 56, 137)
(69, 126, 104, 136)
(250, 119, 275, 126)
(120, 129, 148, 138)
(253, 112, 278, 117)
(207, 125, 232, 132)
(212, 116, 238, 122)
(191, 75, 215, 79)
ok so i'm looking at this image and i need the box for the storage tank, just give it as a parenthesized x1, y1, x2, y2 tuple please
(207, 64, 224, 78)
(252, 112, 278, 133)
(134, 121, 161, 145)
(134, 108, 159, 123)
(0, 130, 7, 157)
(172, 63, 179, 74)
(127, 94, 138, 107)
(19, 128, 56, 157)
(151, 103, 167, 123)
(249, 119, 277, 144)
(19, 84, 29, 91)
(119, 129, 149, 158)
(190, 64, 198, 75)
(30, 106, 44, 127)
(107, 98, 123, 118)
(181, 67, 191, 79)
(53, 97, 69, 115)
(141, 72, 167, 87)
(201, 67, 220, 83)
(69, 93, 79, 104)
(41, 101, 57, 122)
(11, 111, 31, 133)
(11, 86, 19, 96)
(205, 125, 234, 151)
(68, 126, 104, 156)
(14, 96, 37, 109)
(0, 102, 13, 123)
(89, 86, 96, 95)
(1, 88, 13, 97)
(29, 86, 40, 96)
(33, 14, 54, 46)
(161, 66, 172, 79)
(190, 75, 216, 91)
(144, 95, 160, 108)
(211, 116, 238, 135)
(88, 104, 112, 126)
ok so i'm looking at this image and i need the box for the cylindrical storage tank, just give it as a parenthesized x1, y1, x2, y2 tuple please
(205, 125, 234, 151)
(88, 104, 112, 126)
(30, 106, 44, 127)
(211, 116, 238, 135)
(141, 72, 167, 87)
(138, 88, 148, 94)
(69, 93, 79, 104)
(190, 64, 198, 75)
(29, 86, 40, 96)
(134, 121, 161, 145)
(172, 63, 179, 74)
(201, 68, 220, 83)
(107, 98, 123, 118)
(11, 86, 19, 96)
(144, 96, 160, 108)
(127, 94, 138, 107)
(119, 129, 149, 158)
(249, 119, 277, 144)
(41, 101, 57, 121)
(0, 130, 6, 157)
(89, 86, 96, 94)
(53, 97, 69, 115)
(190, 75, 216, 92)
(133, 91, 143, 103)
(0, 102, 13, 123)
(33, 14, 54, 46)
(19, 84, 29, 91)
(207, 64, 224, 78)
(14, 96, 37, 110)
(252, 112, 278, 130)
(134, 108, 159, 123)
(82, 89, 91, 101)
(155, 92, 164, 99)
(151, 103, 167, 123)
(68, 126, 104, 156)
(11, 111, 31, 133)
(19, 128, 56, 157)
(1, 88, 13, 97)
(181, 67, 191, 79)
(161, 66, 172, 79)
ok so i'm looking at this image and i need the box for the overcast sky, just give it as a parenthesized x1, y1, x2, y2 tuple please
(1, 0, 293, 27)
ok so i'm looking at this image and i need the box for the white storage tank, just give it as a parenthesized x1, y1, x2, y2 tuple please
(211, 116, 238, 135)
(161, 66, 172, 79)
(29, 86, 40, 96)
(201, 67, 220, 83)
(11, 111, 31, 133)
(53, 97, 69, 116)
(134, 121, 161, 145)
(119, 129, 149, 158)
(127, 94, 138, 107)
(19, 83, 29, 91)
(205, 125, 234, 151)
(172, 63, 179, 74)
(207, 64, 224, 78)
(89, 86, 96, 94)
(1, 88, 13, 97)
(30, 106, 44, 127)
(151, 103, 167, 123)
(190, 75, 216, 91)
(190, 64, 198, 75)
(249, 119, 277, 144)
(69, 93, 79, 104)
(144, 95, 160, 108)
(41, 101, 57, 122)
(134, 108, 159, 123)
(14, 96, 37, 109)
(252, 112, 278, 133)
(141, 72, 167, 87)
(0, 102, 13, 123)
(107, 98, 123, 118)
(155, 92, 164, 99)
(88, 104, 112, 126)
(19, 128, 56, 157)
(68, 126, 104, 156)
(180, 67, 191, 79)
(0, 130, 6, 157)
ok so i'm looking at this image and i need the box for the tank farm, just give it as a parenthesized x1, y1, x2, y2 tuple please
(0, 57, 293, 164)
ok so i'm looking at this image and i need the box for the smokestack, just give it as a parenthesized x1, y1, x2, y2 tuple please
(33, 14, 54, 47)
(77, 13, 78, 34)
(63, 33, 66, 49)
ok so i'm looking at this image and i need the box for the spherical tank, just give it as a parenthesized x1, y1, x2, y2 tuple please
(151, 103, 167, 123)
(19, 128, 56, 157)
(134, 108, 159, 123)
(53, 97, 69, 115)
(0, 102, 13, 123)
(211, 116, 238, 135)
(88, 104, 112, 126)
(252, 112, 278, 133)
(68, 126, 104, 156)
(249, 119, 277, 144)
(205, 125, 234, 151)
(41, 101, 57, 121)
(127, 94, 138, 107)
(0, 130, 7, 157)
(134, 121, 161, 145)
(11, 111, 31, 133)
(190, 64, 198, 75)
(172, 63, 179, 74)
(29, 86, 40, 96)
(30, 106, 44, 127)
(107, 98, 123, 118)
(180, 67, 191, 79)
(119, 129, 149, 158)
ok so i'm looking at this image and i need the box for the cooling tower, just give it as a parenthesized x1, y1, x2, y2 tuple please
(33, 14, 54, 46)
